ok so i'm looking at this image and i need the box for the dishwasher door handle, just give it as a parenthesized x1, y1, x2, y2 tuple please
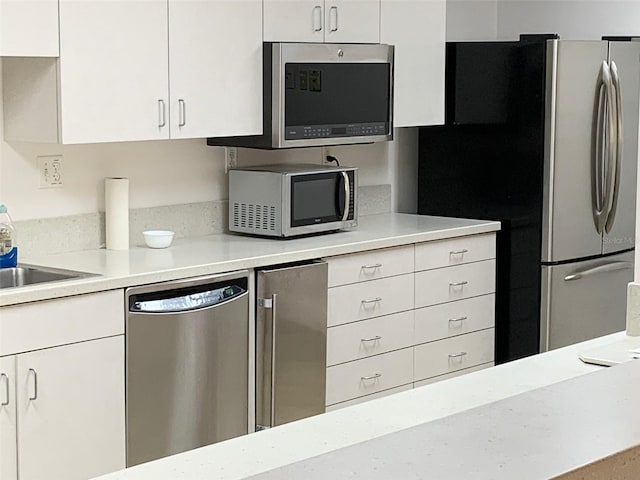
(130, 286, 247, 314)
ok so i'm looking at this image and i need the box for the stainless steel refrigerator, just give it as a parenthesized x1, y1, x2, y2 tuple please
(419, 35, 639, 362)
(256, 261, 327, 429)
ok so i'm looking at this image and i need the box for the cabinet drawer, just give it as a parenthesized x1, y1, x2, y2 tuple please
(415, 260, 495, 308)
(415, 233, 495, 271)
(328, 274, 414, 327)
(414, 329, 495, 381)
(327, 311, 414, 366)
(326, 348, 414, 405)
(414, 363, 493, 389)
(414, 294, 495, 344)
(325, 384, 413, 411)
(326, 245, 414, 287)
(0, 290, 124, 356)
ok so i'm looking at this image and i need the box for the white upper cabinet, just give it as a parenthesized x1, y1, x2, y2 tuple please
(264, 0, 380, 43)
(2, 0, 262, 144)
(381, 0, 445, 127)
(58, 0, 170, 144)
(0, 0, 59, 56)
(168, 0, 262, 139)
(324, 0, 380, 44)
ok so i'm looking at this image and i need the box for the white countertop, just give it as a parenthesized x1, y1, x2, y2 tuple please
(93, 332, 635, 480)
(1, 213, 500, 306)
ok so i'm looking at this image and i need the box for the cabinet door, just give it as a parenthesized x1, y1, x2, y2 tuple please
(17, 337, 125, 480)
(0, 356, 17, 480)
(0, 0, 59, 56)
(324, 0, 380, 43)
(381, 0, 445, 127)
(169, 0, 262, 139)
(264, 0, 324, 42)
(58, 0, 169, 143)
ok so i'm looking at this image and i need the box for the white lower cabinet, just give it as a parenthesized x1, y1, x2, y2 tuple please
(324, 233, 497, 408)
(16, 337, 125, 480)
(0, 289, 125, 480)
(0, 336, 125, 480)
(0, 356, 17, 480)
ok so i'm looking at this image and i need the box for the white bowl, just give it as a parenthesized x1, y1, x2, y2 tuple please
(143, 230, 175, 249)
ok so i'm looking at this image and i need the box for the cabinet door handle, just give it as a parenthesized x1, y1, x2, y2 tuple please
(158, 99, 166, 127)
(448, 316, 468, 324)
(448, 352, 467, 359)
(449, 249, 468, 256)
(361, 263, 382, 271)
(28, 368, 38, 401)
(313, 5, 322, 31)
(1, 373, 9, 406)
(361, 297, 382, 305)
(361, 373, 381, 381)
(329, 6, 338, 32)
(361, 335, 382, 343)
(449, 281, 468, 287)
(178, 99, 186, 127)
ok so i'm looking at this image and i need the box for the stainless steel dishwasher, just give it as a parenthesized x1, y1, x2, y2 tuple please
(125, 271, 249, 467)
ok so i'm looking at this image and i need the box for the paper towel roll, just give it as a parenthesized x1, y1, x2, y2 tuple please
(105, 177, 129, 250)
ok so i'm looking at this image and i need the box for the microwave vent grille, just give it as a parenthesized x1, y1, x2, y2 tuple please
(232, 202, 276, 232)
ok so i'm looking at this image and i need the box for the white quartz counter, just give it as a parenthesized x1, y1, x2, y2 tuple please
(0, 213, 499, 306)
(93, 332, 636, 480)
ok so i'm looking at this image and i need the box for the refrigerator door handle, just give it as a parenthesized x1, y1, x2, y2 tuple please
(603, 61, 618, 229)
(564, 261, 632, 282)
(269, 293, 277, 427)
(605, 61, 623, 233)
(593, 76, 607, 234)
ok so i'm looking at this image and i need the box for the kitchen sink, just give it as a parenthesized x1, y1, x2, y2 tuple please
(0, 264, 98, 289)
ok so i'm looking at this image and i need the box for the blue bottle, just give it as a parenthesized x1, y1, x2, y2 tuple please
(0, 204, 18, 268)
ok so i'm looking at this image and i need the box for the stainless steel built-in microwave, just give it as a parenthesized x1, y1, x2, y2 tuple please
(229, 164, 357, 237)
(208, 42, 394, 149)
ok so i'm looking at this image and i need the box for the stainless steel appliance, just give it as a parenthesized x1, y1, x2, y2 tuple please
(229, 164, 357, 237)
(256, 261, 327, 429)
(419, 35, 639, 361)
(207, 42, 394, 149)
(126, 271, 250, 467)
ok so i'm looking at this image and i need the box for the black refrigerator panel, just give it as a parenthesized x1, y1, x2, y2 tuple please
(418, 40, 548, 363)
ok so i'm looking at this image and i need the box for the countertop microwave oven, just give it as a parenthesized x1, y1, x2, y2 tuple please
(208, 42, 394, 149)
(228, 164, 357, 237)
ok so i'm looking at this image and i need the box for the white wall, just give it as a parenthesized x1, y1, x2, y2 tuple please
(497, 0, 640, 40)
(447, 0, 498, 41)
(0, 61, 414, 222)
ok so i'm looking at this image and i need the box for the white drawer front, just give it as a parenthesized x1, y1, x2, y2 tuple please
(414, 362, 493, 388)
(415, 260, 495, 308)
(414, 328, 495, 381)
(328, 274, 414, 327)
(326, 245, 414, 287)
(327, 311, 414, 366)
(0, 290, 125, 356)
(325, 384, 413, 411)
(415, 233, 496, 272)
(326, 348, 414, 405)
(414, 294, 495, 344)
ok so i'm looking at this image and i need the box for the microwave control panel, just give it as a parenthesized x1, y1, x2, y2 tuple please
(286, 123, 388, 140)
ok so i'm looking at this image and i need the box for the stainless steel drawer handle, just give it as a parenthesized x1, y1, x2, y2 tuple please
(361, 297, 382, 305)
(361, 263, 382, 270)
(448, 316, 468, 324)
(449, 249, 469, 255)
(448, 352, 467, 359)
(1, 373, 9, 406)
(28, 368, 38, 401)
(449, 281, 468, 287)
(361, 335, 382, 343)
(361, 373, 382, 381)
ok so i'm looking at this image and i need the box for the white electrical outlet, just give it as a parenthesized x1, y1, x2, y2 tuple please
(37, 155, 63, 188)
(225, 147, 238, 173)
(322, 146, 332, 164)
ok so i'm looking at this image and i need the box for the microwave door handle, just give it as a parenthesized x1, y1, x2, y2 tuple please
(341, 172, 350, 221)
